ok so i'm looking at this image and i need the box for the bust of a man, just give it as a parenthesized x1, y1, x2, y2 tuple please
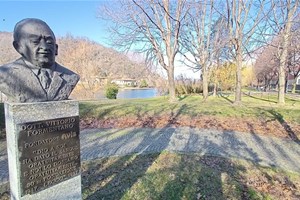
(0, 18, 80, 103)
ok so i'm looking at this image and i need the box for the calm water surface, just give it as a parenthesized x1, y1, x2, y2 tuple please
(117, 88, 158, 99)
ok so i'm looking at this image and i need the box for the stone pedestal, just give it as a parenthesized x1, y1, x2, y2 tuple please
(5, 100, 82, 200)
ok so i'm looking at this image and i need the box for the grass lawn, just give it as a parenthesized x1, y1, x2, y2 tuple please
(81, 152, 300, 200)
(79, 93, 300, 122)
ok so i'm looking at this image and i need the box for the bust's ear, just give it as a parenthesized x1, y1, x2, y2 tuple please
(13, 41, 21, 53)
(55, 44, 58, 56)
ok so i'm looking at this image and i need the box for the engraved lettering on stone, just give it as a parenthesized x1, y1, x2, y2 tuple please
(18, 116, 80, 196)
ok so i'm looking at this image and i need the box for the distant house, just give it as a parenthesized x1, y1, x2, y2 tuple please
(91, 76, 108, 86)
(111, 79, 137, 87)
(297, 75, 300, 90)
(78, 76, 108, 87)
(262, 73, 300, 92)
(287, 74, 300, 91)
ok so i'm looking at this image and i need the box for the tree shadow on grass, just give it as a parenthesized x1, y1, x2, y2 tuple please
(174, 131, 262, 199)
(81, 124, 300, 199)
(82, 105, 186, 200)
(78, 101, 300, 199)
(178, 95, 188, 101)
(285, 96, 299, 106)
(82, 152, 283, 199)
(267, 110, 300, 144)
(82, 130, 175, 200)
(243, 93, 277, 104)
(83, 154, 230, 199)
(136, 154, 250, 200)
(192, 156, 250, 200)
(220, 94, 234, 104)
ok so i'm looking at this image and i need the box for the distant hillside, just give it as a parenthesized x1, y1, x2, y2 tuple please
(0, 32, 19, 64)
(0, 32, 166, 99)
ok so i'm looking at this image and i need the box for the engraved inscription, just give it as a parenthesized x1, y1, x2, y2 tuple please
(18, 116, 80, 196)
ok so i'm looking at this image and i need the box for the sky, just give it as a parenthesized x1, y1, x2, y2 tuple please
(0, 1, 110, 44)
(0, 0, 200, 79)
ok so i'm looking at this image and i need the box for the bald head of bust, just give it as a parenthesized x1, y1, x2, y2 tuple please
(13, 18, 58, 68)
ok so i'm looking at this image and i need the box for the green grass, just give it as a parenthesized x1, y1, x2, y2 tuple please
(1, 152, 299, 200)
(80, 152, 300, 200)
(79, 94, 300, 124)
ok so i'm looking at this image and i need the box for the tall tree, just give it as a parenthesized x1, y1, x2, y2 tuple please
(180, 0, 216, 100)
(262, 0, 299, 104)
(288, 25, 300, 93)
(100, 0, 188, 102)
(221, 0, 266, 104)
(254, 24, 300, 94)
(254, 44, 279, 90)
(210, 16, 230, 96)
(276, 0, 299, 104)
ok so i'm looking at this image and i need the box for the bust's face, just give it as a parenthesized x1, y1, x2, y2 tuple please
(16, 22, 57, 68)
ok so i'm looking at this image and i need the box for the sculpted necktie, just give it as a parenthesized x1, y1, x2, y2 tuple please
(38, 69, 51, 90)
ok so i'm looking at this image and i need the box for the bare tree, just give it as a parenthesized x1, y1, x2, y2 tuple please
(210, 16, 230, 96)
(180, 0, 217, 100)
(254, 22, 300, 94)
(261, 0, 300, 104)
(254, 44, 279, 90)
(288, 26, 300, 93)
(276, 0, 299, 104)
(220, 0, 266, 104)
(100, 0, 188, 102)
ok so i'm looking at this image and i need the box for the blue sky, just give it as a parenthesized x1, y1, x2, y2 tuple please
(0, 1, 110, 45)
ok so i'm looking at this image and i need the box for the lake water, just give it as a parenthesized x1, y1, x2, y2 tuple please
(117, 88, 158, 99)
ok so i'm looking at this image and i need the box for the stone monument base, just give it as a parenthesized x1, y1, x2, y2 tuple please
(5, 100, 82, 200)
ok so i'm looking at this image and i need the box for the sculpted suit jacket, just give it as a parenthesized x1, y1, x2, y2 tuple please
(0, 58, 80, 103)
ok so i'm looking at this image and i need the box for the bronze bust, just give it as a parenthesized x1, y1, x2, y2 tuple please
(0, 18, 80, 103)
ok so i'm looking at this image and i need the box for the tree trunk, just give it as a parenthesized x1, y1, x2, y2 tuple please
(213, 82, 217, 97)
(292, 81, 296, 93)
(235, 46, 242, 104)
(284, 78, 288, 93)
(202, 67, 209, 100)
(277, 0, 297, 105)
(278, 62, 286, 104)
(278, 34, 288, 104)
(167, 66, 176, 102)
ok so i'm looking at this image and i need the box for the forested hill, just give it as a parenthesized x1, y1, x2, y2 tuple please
(0, 32, 19, 64)
(0, 32, 164, 89)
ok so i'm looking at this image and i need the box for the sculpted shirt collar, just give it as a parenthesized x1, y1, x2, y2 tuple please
(22, 58, 55, 78)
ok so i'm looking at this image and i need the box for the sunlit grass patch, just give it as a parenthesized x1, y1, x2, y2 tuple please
(81, 152, 300, 200)
(1, 152, 300, 199)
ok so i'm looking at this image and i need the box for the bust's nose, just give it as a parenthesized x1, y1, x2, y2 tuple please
(38, 38, 48, 50)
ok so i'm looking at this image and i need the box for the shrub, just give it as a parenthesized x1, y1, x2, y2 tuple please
(139, 79, 148, 88)
(105, 83, 119, 99)
(175, 81, 203, 95)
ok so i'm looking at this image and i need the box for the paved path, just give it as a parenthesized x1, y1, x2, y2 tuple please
(1, 127, 300, 185)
